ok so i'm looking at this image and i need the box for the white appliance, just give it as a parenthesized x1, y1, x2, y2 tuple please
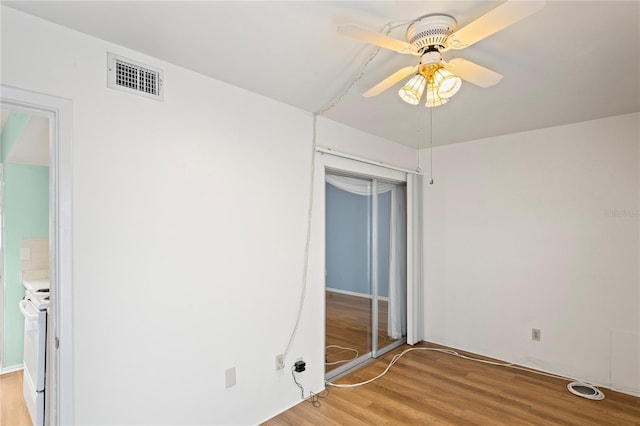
(19, 279, 50, 426)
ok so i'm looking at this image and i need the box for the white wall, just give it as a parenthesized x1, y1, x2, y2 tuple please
(317, 117, 418, 171)
(1, 7, 417, 424)
(423, 113, 640, 395)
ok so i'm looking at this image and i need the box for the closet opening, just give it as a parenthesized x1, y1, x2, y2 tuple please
(325, 171, 407, 380)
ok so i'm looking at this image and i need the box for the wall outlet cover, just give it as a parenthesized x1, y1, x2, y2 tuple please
(225, 367, 236, 389)
(275, 354, 284, 370)
(532, 328, 541, 341)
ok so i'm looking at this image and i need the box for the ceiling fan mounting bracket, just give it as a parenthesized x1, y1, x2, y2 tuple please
(419, 49, 442, 66)
(407, 14, 457, 52)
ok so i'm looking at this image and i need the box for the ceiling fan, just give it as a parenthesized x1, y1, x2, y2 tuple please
(338, 0, 546, 107)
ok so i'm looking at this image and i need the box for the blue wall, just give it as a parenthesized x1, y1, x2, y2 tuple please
(325, 182, 390, 297)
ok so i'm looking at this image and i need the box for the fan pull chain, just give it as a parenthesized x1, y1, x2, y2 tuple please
(416, 103, 422, 173)
(429, 106, 434, 185)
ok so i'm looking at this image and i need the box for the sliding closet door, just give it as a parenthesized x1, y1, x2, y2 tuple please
(325, 173, 407, 379)
(325, 176, 373, 376)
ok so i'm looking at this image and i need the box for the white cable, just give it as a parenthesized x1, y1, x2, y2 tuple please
(327, 347, 420, 388)
(325, 345, 359, 366)
(326, 347, 588, 389)
(283, 113, 317, 362)
(283, 18, 416, 364)
(316, 20, 413, 116)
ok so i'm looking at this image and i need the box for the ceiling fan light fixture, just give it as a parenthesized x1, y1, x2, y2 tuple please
(340, 0, 545, 104)
(425, 81, 449, 107)
(433, 67, 462, 99)
(398, 73, 427, 105)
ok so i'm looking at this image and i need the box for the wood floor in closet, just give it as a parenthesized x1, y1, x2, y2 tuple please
(325, 291, 400, 374)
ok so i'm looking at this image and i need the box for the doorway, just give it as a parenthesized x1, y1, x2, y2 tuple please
(0, 109, 50, 375)
(0, 85, 73, 425)
(325, 172, 407, 379)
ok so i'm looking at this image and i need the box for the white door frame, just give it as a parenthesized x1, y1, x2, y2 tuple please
(316, 150, 423, 380)
(1, 84, 74, 425)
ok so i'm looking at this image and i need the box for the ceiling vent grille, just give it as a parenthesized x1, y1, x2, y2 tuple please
(107, 53, 164, 101)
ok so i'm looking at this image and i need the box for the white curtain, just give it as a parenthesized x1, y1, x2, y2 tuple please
(326, 175, 407, 339)
(388, 185, 407, 339)
(325, 174, 395, 195)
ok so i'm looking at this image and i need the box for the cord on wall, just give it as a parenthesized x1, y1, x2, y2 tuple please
(292, 366, 329, 407)
(315, 20, 415, 116)
(282, 113, 317, 364)
(282, 19, 424, 402)
(281, 19, 414, 365)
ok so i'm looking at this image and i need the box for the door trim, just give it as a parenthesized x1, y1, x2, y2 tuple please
(371, 179, 379, 358)
(1, 84, 74, 425)
(318, 152, 413, 382)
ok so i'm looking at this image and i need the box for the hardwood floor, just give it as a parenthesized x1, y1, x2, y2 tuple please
(326, 291, 399, 374)
(0, 370, 31, 426)
(265, 341, 640, 425)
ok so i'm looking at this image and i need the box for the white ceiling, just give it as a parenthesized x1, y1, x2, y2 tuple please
(4, 1, 639, 148)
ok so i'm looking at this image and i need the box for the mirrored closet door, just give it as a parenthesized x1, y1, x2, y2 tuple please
(325, 172, 407, 380)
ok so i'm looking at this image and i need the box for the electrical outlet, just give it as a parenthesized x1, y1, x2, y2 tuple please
(532, 328, 541, 341)
(275, 354, 284, 370)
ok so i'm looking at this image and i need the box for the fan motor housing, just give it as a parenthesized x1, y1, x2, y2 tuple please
(407, 14, 457, 51)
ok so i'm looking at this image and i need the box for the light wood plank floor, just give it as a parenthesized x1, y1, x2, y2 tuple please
(0, 370, 31, 426)
(265, 341, 640, 425)
(326, 291, 399, 374)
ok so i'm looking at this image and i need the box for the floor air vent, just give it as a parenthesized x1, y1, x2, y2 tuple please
(107, 53, 164, 101)
(567, 381, 605, 400)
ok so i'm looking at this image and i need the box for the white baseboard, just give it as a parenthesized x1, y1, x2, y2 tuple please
(326, 287, 389, 302)
(611, 386, 640, 397)
(1, 363, 24, 375)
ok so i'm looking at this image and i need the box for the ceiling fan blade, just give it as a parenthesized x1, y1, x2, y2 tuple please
(447, 0, 546, 49)
(443, 58, 503, 88)
(338, 24, 419, 55)
(363, 66, 419, 97)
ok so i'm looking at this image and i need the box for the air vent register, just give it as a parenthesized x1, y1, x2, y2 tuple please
(107, 53, 164, 101)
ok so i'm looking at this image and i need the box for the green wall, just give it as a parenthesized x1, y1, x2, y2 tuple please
(3, 163, 49, 367)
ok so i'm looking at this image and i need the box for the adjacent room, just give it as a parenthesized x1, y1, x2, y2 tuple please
(0, 1, 638, 425)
